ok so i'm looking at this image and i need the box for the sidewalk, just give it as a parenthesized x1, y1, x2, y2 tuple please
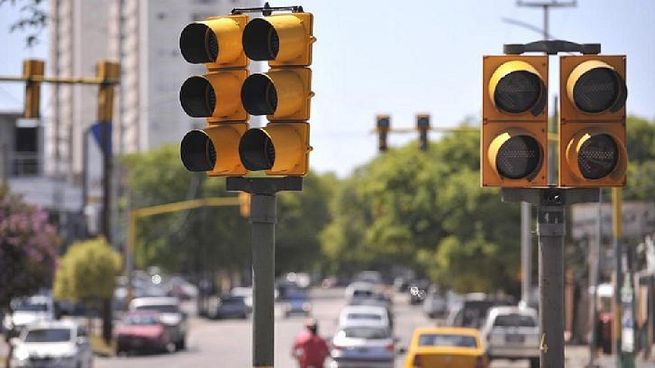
(566, 345, 655, 367)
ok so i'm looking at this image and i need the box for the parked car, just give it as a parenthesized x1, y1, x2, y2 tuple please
(231, 287, 253, 312)
(283, 292, 312, 318)
(423, 291, 448, 319)
(330, 322, 395, 368)
(338, 305, 391, 330)
(481, 306, 539, 368)
(404, 327, 488, 368)
(10, 320, 93, 368)
(210, 295, 249, 319)
(3, 295, 55, 336)
(129, 297, 188, 350)
(115, 311, 175, 354)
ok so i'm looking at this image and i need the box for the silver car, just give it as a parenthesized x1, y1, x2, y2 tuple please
(329, 322, 395, 368)
(10, 320, 93, 368)
(481, 306, 539, 368)
(129, 297, 188, 350)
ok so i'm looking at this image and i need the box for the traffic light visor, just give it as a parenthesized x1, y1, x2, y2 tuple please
(239, 128, 275, 170)
(490, 61, 546, 115)
(181, 130, 216, 172)
(568, 61, 627, 113)
(577, 133, 619, 179)
(490, 132, 542, 180)
(180, 76, 216, 118)
(180, 23, 218, 64)
(242, 18, 279, 61)
(241, 74, 277, 115)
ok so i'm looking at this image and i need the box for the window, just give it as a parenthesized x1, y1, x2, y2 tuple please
(493, 314, 537, 327)
(136, 305, 179, 314)
(347, 313, 382, 321)
(25, 329, 71, 343)
(418, 334, 478, 348)
(340, 327, 390, 340)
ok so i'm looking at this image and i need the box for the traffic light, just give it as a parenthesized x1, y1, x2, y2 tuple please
(481, 55, 549, 187)
(238, 12, 315, 176)
(376, 115, 390, 152)
(96, 60, 120, 123)
(416, 114, 430, 152)
(22, 59, 45, 119)
(559, 55, 627, 187)
(179, 14, 250, 177)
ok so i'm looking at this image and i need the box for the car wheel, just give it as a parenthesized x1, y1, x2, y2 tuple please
(529, 357, 539, 368)
(165, 342, 176, 354)
(176, 337, 186, 351)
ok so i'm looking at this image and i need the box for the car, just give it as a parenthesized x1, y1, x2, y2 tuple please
(231, 286, 253, 312)
(10, 320, 93, 368)
(330, 322, 396, 368)
(355, 271, 383, 285)
(407, 280, 430, 305)
(447, 293, 496, 329)
(345, 282, 377, 301)
(3, 295, 55, 336)
(338, 305, 391, 330)
(129, 297, 188, 350)
(481, 306, 539, 368)
(115, 311, 176, 354)
(423, 291, 448, 319)
(404, 327, 488, 368)
(211, 295, 249, 319)
(283, 292, 312, 318)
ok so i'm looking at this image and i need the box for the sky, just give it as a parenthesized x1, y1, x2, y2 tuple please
(1, 0, 654, 177)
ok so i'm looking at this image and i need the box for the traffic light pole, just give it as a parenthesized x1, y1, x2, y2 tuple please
(503, 187, 599, 368)
(227, 176, 303, 368)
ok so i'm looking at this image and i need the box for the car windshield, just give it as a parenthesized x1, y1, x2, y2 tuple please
(125, 315, 160, 325)
(347, 313, 382, 321)
(136, 305, 179, 313)
(418, 334, 478, 348)
(340, 326, 390, 339)
(494, 313, 536, 327)
(14, 302, 48, 312)
(222, 297, 245, 305)
(24, 328, 71, 343)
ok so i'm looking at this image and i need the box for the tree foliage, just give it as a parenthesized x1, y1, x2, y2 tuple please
(0, 0, 47, 47)
(0, 186, 59, 310)
(53, 237, 121, 302)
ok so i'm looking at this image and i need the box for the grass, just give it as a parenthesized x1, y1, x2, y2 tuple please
(90, 334, 115, 357)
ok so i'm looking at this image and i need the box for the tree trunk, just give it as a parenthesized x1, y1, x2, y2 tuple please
(102, 298, 112, 344)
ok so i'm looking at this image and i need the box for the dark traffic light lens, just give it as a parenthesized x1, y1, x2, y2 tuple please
(496, 135, 541, 179)
(180, 77, 216, 117)
(180, 23, 218, 63)
(239, 129, 275, 171)
(578, 134, 618, 179)
(242, 18, 279, 61)
(241, 74, 277, 115)
(180, 130, 216, 172)
(573, 68, 622, 113)
(494, 71, 543, 114)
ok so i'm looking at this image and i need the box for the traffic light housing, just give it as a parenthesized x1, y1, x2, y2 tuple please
(97, 60, 120, 123)
(482, 55, 549, 187)
(23, 59, 45, 119)
(376, 115, 390, 152)
(179, 14, 250, 177)
(417, 114, 430, 152)
(239, 11, 315, 176)
(559, 55, 627, 187)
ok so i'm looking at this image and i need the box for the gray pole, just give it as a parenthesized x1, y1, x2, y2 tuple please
(589, 190, 602, 366)
(521, 202, 533, 306)
(250, 193, 276, 367)
(537, 203, 566, 368)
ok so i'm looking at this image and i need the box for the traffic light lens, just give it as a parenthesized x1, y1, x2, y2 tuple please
(241, 74, 277, 115)
(494, 71, 542, 114)
(180, 23, 218, 63)
(573, 68, 622, 113)
(578, 133, 618, 179)
(239, 129, 275, 171)
(243, 18, 279, 61)
(180, 77, 216, 117)
(496, 135, 541, 179)
(180, 130, 216, 172)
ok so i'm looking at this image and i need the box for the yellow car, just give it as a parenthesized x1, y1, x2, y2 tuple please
(404, 327, 488, 368)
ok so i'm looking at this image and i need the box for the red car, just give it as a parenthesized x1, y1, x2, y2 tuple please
(115, 311, 175, 354)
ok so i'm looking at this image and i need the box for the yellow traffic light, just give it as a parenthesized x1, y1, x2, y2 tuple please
(376, 115, 390, 152)
(481, 55, 548, 187)
(179, 14, 250, 177)
(559, 55, 627, 187)
(239, 11, 314, 177)
(97, 60, 120, 122)
(22, 59, 45, 119)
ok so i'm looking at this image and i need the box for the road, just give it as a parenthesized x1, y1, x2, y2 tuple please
(91, 287, 598, 368)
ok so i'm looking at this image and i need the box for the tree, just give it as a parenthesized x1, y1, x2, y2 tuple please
(0, 186, 59, 368)
(53, 237, 121, 343)
(0, 0, 47, 47)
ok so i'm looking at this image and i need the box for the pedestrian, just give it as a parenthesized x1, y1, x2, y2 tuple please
(292, 319, 330, 368)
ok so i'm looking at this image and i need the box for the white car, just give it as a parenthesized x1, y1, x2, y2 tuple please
(344, 282, 377, 300)
(338, 305, 390, 329)
(3, 295, 55, 334)
(481, 306, 540, 368)
(11, 320, 93, 368)
(330, 321, 395, 368)
(129, 297, 188, 350)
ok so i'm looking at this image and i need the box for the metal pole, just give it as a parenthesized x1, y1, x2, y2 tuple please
(250, 193, 276, 368)
(101, 122, 112, 243)
(543, 5, 550, 40)
(589, 189, 602, 366)
(537, 203, 566, 368)
(81, 127, 90, 237)
(521, 201, 533, 306)
(613, 187, 623, 364)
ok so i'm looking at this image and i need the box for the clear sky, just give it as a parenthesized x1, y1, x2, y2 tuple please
(1, 0, 654, 177)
